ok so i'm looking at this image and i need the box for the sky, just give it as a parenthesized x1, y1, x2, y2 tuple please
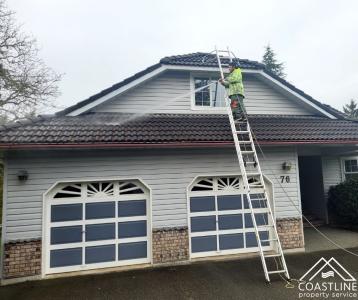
(9, 0, 358, 113)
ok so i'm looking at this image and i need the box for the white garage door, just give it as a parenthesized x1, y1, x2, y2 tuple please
(188, 176, 273, 258)
(44, 180, 151, 274)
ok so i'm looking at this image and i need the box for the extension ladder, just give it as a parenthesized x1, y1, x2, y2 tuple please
(215, 47, 290, 282)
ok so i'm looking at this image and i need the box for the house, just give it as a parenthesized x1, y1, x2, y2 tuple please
(1, 52, 358, 283)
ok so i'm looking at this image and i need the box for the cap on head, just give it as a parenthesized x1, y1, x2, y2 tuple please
(228, 60, 240, 68)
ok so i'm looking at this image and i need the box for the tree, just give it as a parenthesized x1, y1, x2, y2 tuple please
(0, 0, 61, 122)
(262, 44, 286, 78)
(343, 99, 358, 119)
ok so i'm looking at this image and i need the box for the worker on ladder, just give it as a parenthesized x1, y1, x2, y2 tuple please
(219, 61, 246, 121)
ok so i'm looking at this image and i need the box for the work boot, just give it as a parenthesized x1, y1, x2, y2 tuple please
(240, 114, 247, 122)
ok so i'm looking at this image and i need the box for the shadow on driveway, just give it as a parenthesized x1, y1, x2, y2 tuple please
(1, 247, 358, 300)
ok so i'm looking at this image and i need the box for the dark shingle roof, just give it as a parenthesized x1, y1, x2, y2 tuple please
(56, 52, 344, 119)
(160, 52, 264, 69)
(0, 113, 357, 147)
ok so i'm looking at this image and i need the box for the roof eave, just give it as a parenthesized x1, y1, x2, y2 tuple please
(1, 140, 357, 150)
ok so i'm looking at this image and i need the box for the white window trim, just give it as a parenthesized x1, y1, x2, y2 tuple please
(41, 177, 152, 277)
(189, 72, 226, 111)
(341, 156, 358, 181)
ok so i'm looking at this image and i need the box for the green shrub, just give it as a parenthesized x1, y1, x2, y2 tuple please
(328, 178, 358, 226)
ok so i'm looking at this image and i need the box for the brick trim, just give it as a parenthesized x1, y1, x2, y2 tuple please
(3, 239, 41, 279)
(152, 227, 189, 264)
(276, 217, 304, 249)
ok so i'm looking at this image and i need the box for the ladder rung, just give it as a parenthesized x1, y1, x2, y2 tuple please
(268, 270, 286, 275)
(236, 131, 249, 134)
(261, 238, 278, 243)
(257, 225, 274, 229)
(245, 161, 256, 164)
(265, 254, 282, 258)
(249, 184, 264, 188)
(241, 151, 255, 154)
(246, 172, 260, 176)
(238, 141, 251, 144)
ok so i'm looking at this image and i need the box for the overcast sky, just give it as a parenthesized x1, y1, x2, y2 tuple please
(9, 0, 358, 113)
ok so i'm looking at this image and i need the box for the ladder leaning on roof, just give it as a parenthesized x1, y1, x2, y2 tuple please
(215, 47, 290, 283)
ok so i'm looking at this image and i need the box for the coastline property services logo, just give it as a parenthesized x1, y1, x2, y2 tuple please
(298, 257, 357, 299)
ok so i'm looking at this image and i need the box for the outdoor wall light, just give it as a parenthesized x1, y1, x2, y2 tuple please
(282, 161, 292, 171)
(17, 170, 29, 181)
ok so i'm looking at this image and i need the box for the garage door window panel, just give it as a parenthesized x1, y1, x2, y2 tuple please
(190, 196, 215, 212)
(85, 223, 116, 241)
(85, 202, 115, 219)
(51, 225, 82, 245)
(118, 220, 147, 238)
(50, 248, 82, 268)
(118, 200, 146, 217)
(246, 231, 270, 248)
(218, 214, 243, 230)
(191, 236, 217, 253)
(191, 216, 216, 232)
(255, 213, 269, 226)
(217, 195, 242, 211)
(51, 204, 82, 222)
(219, 233, 244, 250)
(118, 242, 147, 260)
(85, 244, 116, 264)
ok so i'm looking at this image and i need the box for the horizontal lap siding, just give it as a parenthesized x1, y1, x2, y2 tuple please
(5, 147, 300, 241)
(92, 71, 314, 115)
(6, 149, 238, 240)
(93, 71, 192, 114)
(258, 147, 301, 218)
(244, 77, 312, 115)
(321, 156, 342, 199)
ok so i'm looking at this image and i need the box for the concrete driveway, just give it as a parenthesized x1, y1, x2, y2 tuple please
(304, 226, 358, 252)
(1, 247, 358, 300)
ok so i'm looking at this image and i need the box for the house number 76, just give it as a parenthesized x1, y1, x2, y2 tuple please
(280, 175, 290, 183)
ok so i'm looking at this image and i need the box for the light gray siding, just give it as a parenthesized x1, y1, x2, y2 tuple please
(258, 147, 301, 218)
(244, 76, 312, 115)
(321, 156, 343, 199)
(92, 71, 315, 116)
(4, 147, 300, 241)
(93, 71, 192, 114)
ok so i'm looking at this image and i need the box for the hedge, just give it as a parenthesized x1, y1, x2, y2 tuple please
(328, 178, 358, 226)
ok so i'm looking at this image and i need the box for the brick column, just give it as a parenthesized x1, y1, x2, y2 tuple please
(276, 217, 304, 249)
(152, 227, 189, 264)
(3, 240, 41, 279)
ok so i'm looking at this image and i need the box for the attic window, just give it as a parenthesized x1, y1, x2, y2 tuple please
(193, 76, 226, 108)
